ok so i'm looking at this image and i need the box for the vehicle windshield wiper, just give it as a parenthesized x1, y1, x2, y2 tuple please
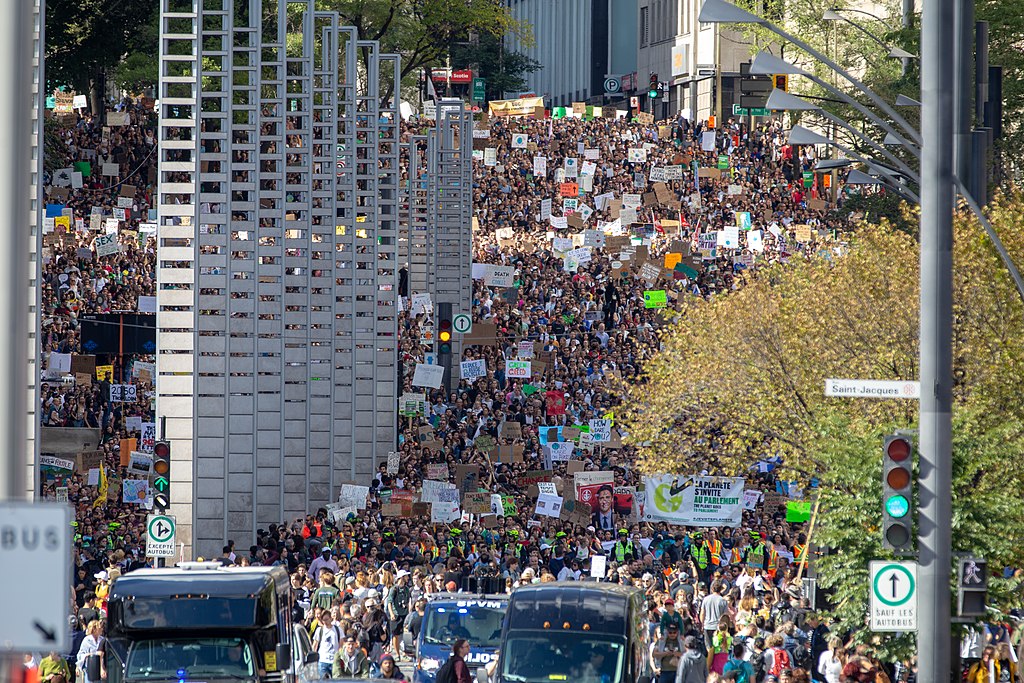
(423, 636, 449, 645)
(185, 670, 254, 680)
(501, 675, 528, 682)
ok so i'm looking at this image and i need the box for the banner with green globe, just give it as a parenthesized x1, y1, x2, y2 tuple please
(642, 474, 745, 527)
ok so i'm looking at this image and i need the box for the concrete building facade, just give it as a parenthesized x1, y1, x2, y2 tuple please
(504, 0, 637, 107)
(157, 0, 400, 557)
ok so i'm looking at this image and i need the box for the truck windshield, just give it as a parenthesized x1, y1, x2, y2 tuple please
(499, 631, 625, 683)
(125, 638, 256, 681)
(422, 605, 504, 649)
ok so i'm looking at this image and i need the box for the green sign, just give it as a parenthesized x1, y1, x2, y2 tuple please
(644, 290, 668, 309)
(732, 104, 770, 117)
(472, 77, 486, 103)
(803, 171, 814, 188)
(717, 155, 729, 170)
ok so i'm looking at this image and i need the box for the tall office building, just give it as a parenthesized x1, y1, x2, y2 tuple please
(157, 0, 400, 557)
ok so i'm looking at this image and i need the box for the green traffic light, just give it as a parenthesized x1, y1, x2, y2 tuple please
(885, 494, 910, 518)
(648, 89, 659, 99)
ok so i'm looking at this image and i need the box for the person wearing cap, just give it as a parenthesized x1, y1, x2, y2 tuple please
(332, 636, 371, 678)
(660, 597, 685, 638)
(309, 546, 338, 579)
(384, 569, 412, 660)
(675, 634, 708, 683)
(689, 532, 713, 586)
(743, 531, 767, 571)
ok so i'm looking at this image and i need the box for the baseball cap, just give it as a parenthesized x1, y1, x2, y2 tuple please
(664, 598, 675, 605)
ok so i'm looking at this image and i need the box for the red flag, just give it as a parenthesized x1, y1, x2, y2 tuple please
(545, 390, 566, 415)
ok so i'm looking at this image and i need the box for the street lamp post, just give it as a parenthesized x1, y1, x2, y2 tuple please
(822, 8, 917, 62)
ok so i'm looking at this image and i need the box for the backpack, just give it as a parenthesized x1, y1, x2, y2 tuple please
(434, 656, 457, 683)
(723, 658, 751, 683)
(749, 651, 766, 682)
(769, 647, 791, 676)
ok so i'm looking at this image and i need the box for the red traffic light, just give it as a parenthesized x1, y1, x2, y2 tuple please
(886, 437, 911, 462)
(439, 319, 452, 331)
(154, 441, 170, 458)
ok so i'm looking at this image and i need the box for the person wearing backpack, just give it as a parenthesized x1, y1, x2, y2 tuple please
(765, 634, 792, 678)
(434, 639, 472, 683)
(723, 643, 755, 683)
(748, 637, 768, 683)
(312, 611, 343, 678)
(385, 570, 413, 659)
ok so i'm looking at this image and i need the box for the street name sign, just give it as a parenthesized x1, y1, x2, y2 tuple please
(0, 502, 71, 651)
(825, 378, 921, 399)
(146, 514, 176, 558)
(870, 561, 918, 631)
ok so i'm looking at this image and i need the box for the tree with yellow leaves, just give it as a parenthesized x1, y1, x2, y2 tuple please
(619, 195, 1024, 656)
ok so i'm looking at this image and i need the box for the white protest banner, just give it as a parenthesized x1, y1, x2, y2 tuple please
(747, 230, 764, 252)
(40, 455, 74, 471)
(387, 451, 400, 474)
(623, 193, 642, 208)
(552, 236, 573, 253)
(535, 493, 564, 518)
(566, 246, 592, 264)
(412, 363, 444, 389)
(484, 265, 515, 288)
(642, 475, 745, 527)
(491, 494, 505, 516)
(127, 452, 153, 477)
(534, 156, 547, 177)
(564, 158, 579, 178)
(701, 131, 716, 151)
(102, 163, 119, 177)
(138, 296, 157, 314)
(549, 216, 568, 230)
(581, 161, 597, 177)
(431, 500, 461, 523)
(547, 442, 575, 462)
(140, 422, 156, 453)
(411, 292, 432, 316)
(506, 360, 532, 379)
(628, 148, 646, 163)
(421, 479, 459, 504)
(459, 359, 487, 381)
(340, 484, 370, 509)
(589, 419, 612, 443)
(512, 133, 528, 149)
(583, 230, 604, 249)
(717, 226, 740, 249)
(540, 198, 552, 220)
(109, 384, 138, 402)
(517, 341, 534, 359)
(483, 148, 497, 166)
(95, 232, 120, 257)
(649, 167, 668, 182)
(742, 489, 762, 510)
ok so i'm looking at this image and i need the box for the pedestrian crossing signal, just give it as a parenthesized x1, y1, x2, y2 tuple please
(773, 74, 788, 92)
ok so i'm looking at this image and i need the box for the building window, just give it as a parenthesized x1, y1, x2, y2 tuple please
(640, 6, 649, 47)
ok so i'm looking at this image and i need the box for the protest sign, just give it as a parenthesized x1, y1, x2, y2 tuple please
(589, 419, 612, 442)
(459, 359, 486, 381)
(95, 233, 120, 257)
(412, 363, 444, 389)
(463, 492, 492, 514)
(425, 463, 449, 480)
(506, 360, 532, 379)
(122, 480, 149, 506)
(643, 290, 667, 308)
(109, 384, 138, 402)
(574, 471, 615, 510)
(535, 493, 564, 518)
(547, 442, 575, 462)
(642, 475, 745, 527)
(484, 265, 515, 288)
(742, 489, 762, 510)
(127, 452, 153, 477)
(387, 451, 400, 474)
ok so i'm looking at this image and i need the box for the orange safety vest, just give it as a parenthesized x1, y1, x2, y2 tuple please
(792, 544, 807, 567)
(766, 545, 779, 577)
(708, 539, 723, 566)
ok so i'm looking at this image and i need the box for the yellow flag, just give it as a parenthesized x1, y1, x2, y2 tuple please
(93, 463, 107, 508)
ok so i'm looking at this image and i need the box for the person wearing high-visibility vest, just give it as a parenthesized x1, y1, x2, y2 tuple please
(706, 530, 724, 568)
(612, 529, 636, 564)
(690, 532, 712, 585)
(765, 542, 780, 580)
(743, 530, 766, 571)
(791, 532, 809, 571)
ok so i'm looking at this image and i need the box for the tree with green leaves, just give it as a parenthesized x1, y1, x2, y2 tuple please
(619, 198, 1024, 653)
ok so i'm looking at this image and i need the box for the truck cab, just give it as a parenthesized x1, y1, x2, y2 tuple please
(99, 563, 316, 683)
(413, 594, 508, 683)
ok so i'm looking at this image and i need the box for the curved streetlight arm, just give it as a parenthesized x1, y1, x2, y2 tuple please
(700, 0, 923, 145)
(953, 179, 1024, 306)
(802, 70, 921, 158)
(768, 22, 922, 145)
(830, 6, 899, 30)
(815, 108, 920, 181)
(829, 12, 894, 54)
(831, 142, 920, 203)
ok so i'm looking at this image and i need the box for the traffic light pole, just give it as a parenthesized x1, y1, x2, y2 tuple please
(918, 0, 955, 680)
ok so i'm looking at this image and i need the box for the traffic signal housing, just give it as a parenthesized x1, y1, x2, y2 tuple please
(882, 435, 914, 551)
(153, 440, 171, 511)
(438, 316, 453, 354)
(648, 72, 659, 99)
(773, 74, 788, 92)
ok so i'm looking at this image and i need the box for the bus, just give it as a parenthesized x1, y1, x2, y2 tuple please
(495, 582, 653, 683)
(95, 563, 317, 683)
(413, 594, 509, 683)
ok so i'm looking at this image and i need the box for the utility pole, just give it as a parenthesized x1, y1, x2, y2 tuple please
(918, 1, 955, 683)
(0, 0, 32, 503)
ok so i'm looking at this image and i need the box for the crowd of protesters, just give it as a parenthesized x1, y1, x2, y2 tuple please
(45, 100, 1024, 683)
